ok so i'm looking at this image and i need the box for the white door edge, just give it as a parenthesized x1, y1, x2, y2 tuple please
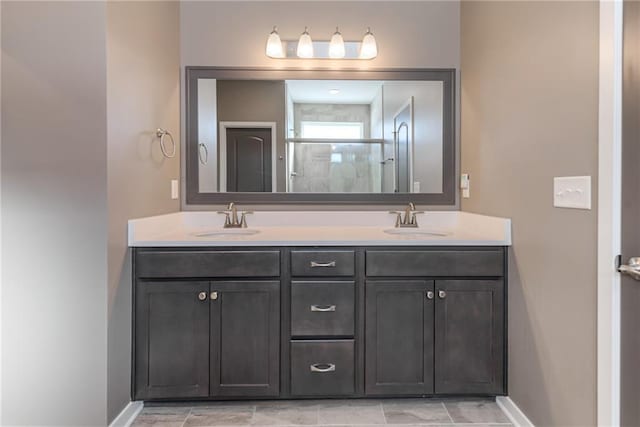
(597, 0, 623, 425)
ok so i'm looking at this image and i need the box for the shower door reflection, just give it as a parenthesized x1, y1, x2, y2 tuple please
(287, 139, 383, 193)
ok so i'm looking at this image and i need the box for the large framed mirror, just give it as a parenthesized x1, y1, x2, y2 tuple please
(186, 67, 456, 204)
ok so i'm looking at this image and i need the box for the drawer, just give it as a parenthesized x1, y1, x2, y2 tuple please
(290, 340, 355, 396)
(366, 250, 504, 277)
(291, 281, 355, 337)
(135, 250, 280, 278)
(291, 250, 355, 277)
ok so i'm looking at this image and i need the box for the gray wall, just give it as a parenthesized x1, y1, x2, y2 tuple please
(180, 0, 460, 209)
(106, 1, 181, 423)
(216, 80, 286, 191)
(1, 2, 108, 425)
(460, 2, 599, 426)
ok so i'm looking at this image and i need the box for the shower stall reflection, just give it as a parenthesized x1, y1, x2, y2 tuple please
(287, 139, 383, 193)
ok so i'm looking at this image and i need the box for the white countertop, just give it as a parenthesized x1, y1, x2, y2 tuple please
(128, 211, 511, 247)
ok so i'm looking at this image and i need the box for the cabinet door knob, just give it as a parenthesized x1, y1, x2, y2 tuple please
(210, 291, 218, 300)
(198, 292, 207, 301)
(426, 291, 434, 300)
(438, 290, 447, 299)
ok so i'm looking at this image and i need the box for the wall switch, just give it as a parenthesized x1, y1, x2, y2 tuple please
(461, 174, 470, 198)
(413, 181, 421, 193)
(171, 179, 179, 200)
(553, 176, 591, 209)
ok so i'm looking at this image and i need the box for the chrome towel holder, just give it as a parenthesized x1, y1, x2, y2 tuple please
(156, 128, 176, 158)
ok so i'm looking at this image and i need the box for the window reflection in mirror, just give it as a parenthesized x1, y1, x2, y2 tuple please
(196, 79, 444, 194)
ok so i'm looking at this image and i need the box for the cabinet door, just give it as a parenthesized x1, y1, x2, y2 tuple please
(365, 280, 434, 395)
(134, 281, 210, 399)
(210, 281, 280, 397)
(434, 280, 505, 394)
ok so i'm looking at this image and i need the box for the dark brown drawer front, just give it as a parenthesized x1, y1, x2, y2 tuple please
(291, 281, 355, 337)
(291, 340, 355, 396)
(291, 250, 355, 277)
(135, 250, 280, 278)
(366, 250, 504, 277)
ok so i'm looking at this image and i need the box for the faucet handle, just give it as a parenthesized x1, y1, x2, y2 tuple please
(389, 211, 403, 227)
(409, 211, 425, 225)
(217, 211, 231, 226)
(239, 211, 253, 228)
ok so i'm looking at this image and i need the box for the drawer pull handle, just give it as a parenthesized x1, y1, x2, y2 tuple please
(198, 292, 207, 301)
(310, 363, 336, 373)
(310, 261, 336, 268)
(310, 305, 336, 312)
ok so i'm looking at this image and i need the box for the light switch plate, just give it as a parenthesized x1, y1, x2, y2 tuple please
(553, 176, 591, 209)
(171, 179, 179, 200)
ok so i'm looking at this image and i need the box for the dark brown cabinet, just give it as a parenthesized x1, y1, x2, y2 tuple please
(434, 280, 504, 394)
(365, 280, 434, 395)
(134, 281, 210, 400)
(365, 279, 505, 396)
(210, 281, 280, 397)
(132, 246, 507, 401)
(134, 280, 280, 400)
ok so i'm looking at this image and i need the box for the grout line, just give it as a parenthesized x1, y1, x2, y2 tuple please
(441, 401, 455, 424)
(180, 407, 193, 427)
(379, 402, 388, 425)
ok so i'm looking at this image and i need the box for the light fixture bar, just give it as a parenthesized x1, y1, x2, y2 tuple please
(281, 40, 366, 59)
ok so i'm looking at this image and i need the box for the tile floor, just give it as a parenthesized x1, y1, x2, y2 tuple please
(131, 399, 513, 427)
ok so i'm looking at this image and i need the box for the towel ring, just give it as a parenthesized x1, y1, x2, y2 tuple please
(156, 128, 176, 158)
(198, 142, 209, 165)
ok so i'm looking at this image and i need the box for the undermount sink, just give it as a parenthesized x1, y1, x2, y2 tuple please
(191, 229, 260, 238)
(384, 228, 449, 237)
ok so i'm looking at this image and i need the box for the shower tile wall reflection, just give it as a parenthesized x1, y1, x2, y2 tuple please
(289, 142, 382, 193)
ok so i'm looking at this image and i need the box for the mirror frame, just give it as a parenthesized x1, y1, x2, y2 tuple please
(186, 67, 456, 205)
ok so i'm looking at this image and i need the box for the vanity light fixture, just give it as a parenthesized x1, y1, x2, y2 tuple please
(265, 26, 284, 58)
(328, 27, 346, 59)
(296, 27, 314, 58)
(265, 26, 378, 59)
(359, 27, 378, 59)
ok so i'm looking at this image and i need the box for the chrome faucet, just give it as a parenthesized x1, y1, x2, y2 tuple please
(217, 202, 253, 228)
(390, 202, 424, 228)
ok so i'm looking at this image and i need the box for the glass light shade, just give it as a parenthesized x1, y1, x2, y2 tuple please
(329, 28, 345, 59)
(359, 28, 378, 59)
(265, 27, 284, 58)
(297, 27, 314, 58)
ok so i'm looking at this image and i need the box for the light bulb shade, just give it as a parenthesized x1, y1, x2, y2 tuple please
(359, 30, 378, 59)
(329, 30, 345, 59)
(297, 29, 314, 58)
(265, 28, 284, 58)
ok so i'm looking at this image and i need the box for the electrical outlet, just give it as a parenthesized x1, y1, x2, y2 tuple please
(171, 179, 179, 200)
(461, 174, 470, 198)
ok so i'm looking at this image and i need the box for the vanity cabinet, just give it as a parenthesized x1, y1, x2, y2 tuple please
(434, 280, 504, 394)
(133, 249, 281, 400)
(132, 246, 507, 401)
(134, 281, 210, 399)
(365, 280, 434, 395)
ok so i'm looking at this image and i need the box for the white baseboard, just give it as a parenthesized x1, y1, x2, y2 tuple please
(109, 401, 143, 427)
(497, 396, 535, 427)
